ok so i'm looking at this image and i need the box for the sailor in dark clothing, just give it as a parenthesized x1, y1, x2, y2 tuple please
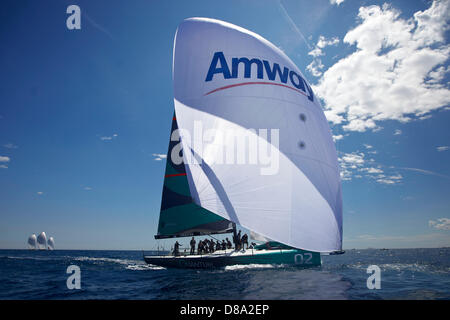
(221, 240, 227, 250)
(236, 230, 242, 250)
(197, 241, 202, 255)
(190, 237, 196, 255)
(173, 241, 181, 256)
(216, 240, 221, 251)
(203, 239, 209, 254)
(241, 233, 248, 250)
(209, 240, 215, 253)
(226, 238, 232, 249)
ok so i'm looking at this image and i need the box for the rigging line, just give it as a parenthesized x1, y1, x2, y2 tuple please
(208, 234, 221, 242)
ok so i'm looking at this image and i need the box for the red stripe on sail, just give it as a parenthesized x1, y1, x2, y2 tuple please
(164, 173, 187, 178)
(204, 81, 308, 97)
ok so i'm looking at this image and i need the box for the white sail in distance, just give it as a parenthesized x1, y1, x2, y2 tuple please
(27, 234, 37, 249)
(47, 237, 55, 250)
(172, 18, 342, 252)
(37, 232, 47, 250)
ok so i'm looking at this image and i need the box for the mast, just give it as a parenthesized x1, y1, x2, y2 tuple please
(154, 114, 233, 240)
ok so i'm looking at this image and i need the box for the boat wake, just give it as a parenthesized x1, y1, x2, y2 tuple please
(73, 256, 166, 271)
(223, 264, 285, 271)
(74, 256, 136, 265)
(126, 264, 166, 271)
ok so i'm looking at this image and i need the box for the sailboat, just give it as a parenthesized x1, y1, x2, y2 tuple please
(144, 18, 342, 269)
(47, 237, 55, 250)
(27, 234, 37, 250)
(37, 232, 47, 250)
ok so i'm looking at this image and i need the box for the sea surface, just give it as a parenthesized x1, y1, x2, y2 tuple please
(0, 248, 449, 300)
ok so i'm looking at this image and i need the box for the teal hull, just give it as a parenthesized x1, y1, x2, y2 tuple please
(144, 249, 321, 269)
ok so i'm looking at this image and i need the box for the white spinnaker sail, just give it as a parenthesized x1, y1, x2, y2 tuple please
(173, 18, 342, 252)
(37, 232, 47, 250)
(28, 234, 37, 249)
(47, 237, 55, 250)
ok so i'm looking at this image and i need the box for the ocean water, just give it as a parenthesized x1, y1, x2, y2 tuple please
(0, 248, 448, 300)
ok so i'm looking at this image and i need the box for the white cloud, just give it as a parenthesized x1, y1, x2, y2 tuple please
(343, 118, 376, 132)
(308, 36, 340, 77)
(84, 187, 92, 191)
(313, 1, 450, 132)
(308, 47, 324, 58)
(153, 153, 167, 161)
(429, 218, 450, 230)
(307, 59, 325, 77)
(37, 192, 43, 195)
(365, 167, 383, 174)
(342, 152, 365, 165)
(0, 156, 9, 168)
(325, 109, 345, 124)
(375, 173, 403, 184)
(330, 0, 345, 6)
(394, 129, 402, 135)
(308, 36, 340, 57)
(100, 133, 118, 141)
(3, 143, 18, 149)
(338, 151, 405, 184)
(317, 35, 340, 48)
(338, 152, 365, 180)
(437, 146, 449, 152)
(376, 178, 397, 184)
(333, 134, 344, 141)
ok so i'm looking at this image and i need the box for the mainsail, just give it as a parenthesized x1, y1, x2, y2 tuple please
(27, 234, 37, 249)
(48, 237, 55, 250)
(171, 18, 343, 252)
(37, 232, 47, 250)
(155, 115, 233, 239)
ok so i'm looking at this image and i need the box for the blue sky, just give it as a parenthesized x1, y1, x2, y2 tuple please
(1, 0, 449, 250)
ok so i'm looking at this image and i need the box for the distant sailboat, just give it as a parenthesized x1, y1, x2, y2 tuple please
(144, 18, 342, 269)
(47, 237, 55, 250)
(37, 232, 47, 250)
(27, 234, 37, 250)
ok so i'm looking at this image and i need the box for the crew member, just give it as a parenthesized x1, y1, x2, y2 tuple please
(216, 240, 221, 251)
(209, 239, 215, 253)
(236, 230, 242, 250)
(190, 237, 196, 255)
(226, 238, 232, 249)
(204, 239, 209, 254)
(241, 233, 248, 250)
(173, 241, 181, 256)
